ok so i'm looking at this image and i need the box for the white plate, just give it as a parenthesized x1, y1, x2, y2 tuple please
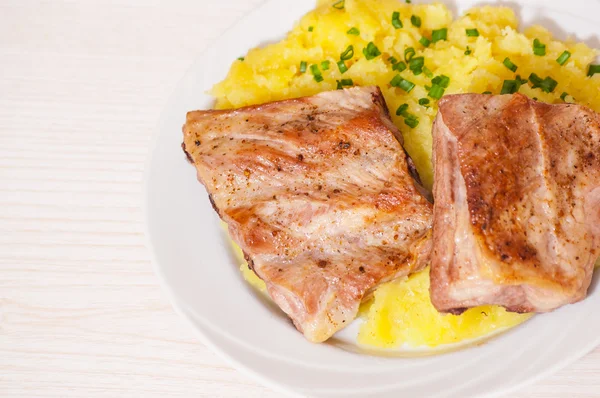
(144, 0, 600, 396)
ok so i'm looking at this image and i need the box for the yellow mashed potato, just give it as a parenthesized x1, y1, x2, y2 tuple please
(215, 0, 600, 348)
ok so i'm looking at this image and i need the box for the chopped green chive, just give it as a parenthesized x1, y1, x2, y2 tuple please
(588, 64, 600, 76)
(404, 47, 416, 62)
(500, 79, 522, 94)
(411, 15, 422, 28)
(347, 27, 360, 35)
(337, 60, 348, 74)
(308, 26, 314, 32)
(432, 75, 450, 88)
(560, 92, 568, 101)
(533, 38, 546, 56)
(466, 28, 479, 37)
(363, 42, 381, 60)
(465, 46, 472, 55)
(336, 78, 354, 89)
(404, 115, 419, 128)
(310, 64, 324, 82)
(516, 75, 528, 85)
(432, 28, 448, 43)
(393, 61, 407, 72)
(396, 103, 409, 116)
(392, 11, 403, 29)
(428, 85, 445, 99)
(396, 104, 418, 127)
(340, 45, 354, 61)
(388, 56, 398, 64)
(482, 91, 492, 94)
(321, 60, 330, 70)
(390, 75, 404, 87)
(419, 36, 431, 47)
(528, 73, 542, 86)
(409, 56, 425, 75)
(556, 51, 571, 65)
(405, 0, 411, 3)
(423, 66, 433, 78)
(529, 73, 558, 93)
(502, 57, 518, 72)
(541, 77, 558, 93)
(237, 57, 245, 61)
(390, 75, 416, 92)
(332, 0, 345, 10)
(300, 61, 307, 73)
(418, 98, 430, 106)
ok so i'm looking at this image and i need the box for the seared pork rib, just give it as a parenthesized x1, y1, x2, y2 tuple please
(431, 93, 600, 314)
(182, 86, 432, 342)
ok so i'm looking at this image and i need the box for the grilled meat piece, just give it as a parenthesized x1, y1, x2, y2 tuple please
(431, 93, 600, 314)
(183, 86, 433, 342)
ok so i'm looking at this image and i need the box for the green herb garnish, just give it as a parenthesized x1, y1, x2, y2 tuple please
(393, 61, 407, 72)
(396, 103, 409, 116)
(300, 61, 307, 73)
(391, 75, 416, 92)
(529, 73, 557, 93)
(337, 60, 348, 74)
(432, 28, 448, 43)
(432, 75, 450, 88)
(336, 78, 354, 89)
(428, 85, 445, 99)
(332, 0, 345, 10)
(533, 38, 546, 56)
(588, 64, 600, 76)
(556, 51, 571, 66)
(465, 46, 472, 55)
(392, 12, 403, 29)
(466, 28, 479, 37)
(418, 98, 430, 106)
(419, 36, 431, 47)
(411, 15, 421, 28)
(363, 42, 381, 60)
(404, 115, 419, 128)
(500, 79, 522, 94)
(409, 56, 425, 75)
(502, 57, 518, 72)
(340, 45, 354, 61)
(321, 60, 330, 70)
(310, 64, 324, 82)
(308, 26, 314, 32)
(404, 47, 416, 62)
(347, 27, 360, 35)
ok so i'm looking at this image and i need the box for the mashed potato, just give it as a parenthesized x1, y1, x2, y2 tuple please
(215, 0, 600, 348)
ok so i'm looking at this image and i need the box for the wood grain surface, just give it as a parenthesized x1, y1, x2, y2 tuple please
(0, 1, 599, 397)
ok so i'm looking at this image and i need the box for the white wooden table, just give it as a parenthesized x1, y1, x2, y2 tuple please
(1, 1, 599, 397)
